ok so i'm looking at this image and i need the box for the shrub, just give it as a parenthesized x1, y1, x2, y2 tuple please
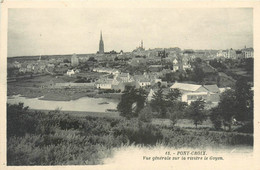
(112, 119, 163, 145)
(7, 103, 38, 137)
(138, 106, 152, 123)
(235, 121, 253, 133)
(6, 103, 253, 165)
(167, 110, 183, 126)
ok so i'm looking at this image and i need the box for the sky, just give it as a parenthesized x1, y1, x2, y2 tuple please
(8, 8, 253, 57)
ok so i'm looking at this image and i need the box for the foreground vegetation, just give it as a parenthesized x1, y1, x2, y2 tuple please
(7, 103, 253, 165)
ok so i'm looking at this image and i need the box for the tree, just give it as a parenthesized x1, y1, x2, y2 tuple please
(194, 57, 202, 65)
(163, 72, 177, 82)
(164, 88, 187, 125)
(114, 57, 119, 61)
(247, 89, 254, 120)
(134, 88, 148, 115)
(166, 89, 181, 103)
(185, 98, 206, 128)
(7, 103, 38, 138)
(117, 87, 135, 118)
(209, 59, 227, 71)
(234, 77, 253, 121)
(138, 105, 152, 123)
(63, 59, 70, 63)
(210, 106, 222, 130)
(168, 110, 182, 126)
(7, 67, 19, 77)
(191, 67, 205, 83)
(217, 89, 237, 131)
(210, 84, 253, 131)
(88, 57, 97, 62)
(151, 85, 167, 118)
(209, 78, 253, 131)
(117, 86, 147, 119)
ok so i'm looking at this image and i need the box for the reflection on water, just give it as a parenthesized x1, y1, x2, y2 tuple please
(7, 95, 119, 112)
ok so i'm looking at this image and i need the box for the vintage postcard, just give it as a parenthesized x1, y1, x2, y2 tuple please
(0, 1, 259, 170)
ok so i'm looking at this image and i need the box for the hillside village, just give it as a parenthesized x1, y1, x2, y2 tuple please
(7, 38, 253, 108)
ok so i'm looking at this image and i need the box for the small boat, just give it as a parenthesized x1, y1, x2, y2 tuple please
(98, 102, 109, 105)
(106, 109, 118, 112)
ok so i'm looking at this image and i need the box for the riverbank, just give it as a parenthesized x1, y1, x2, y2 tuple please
(31, 109, 120, 118)
(7, 74, 122, 101)
(8, 83, 122, 101)
(7, 94, 119, 112)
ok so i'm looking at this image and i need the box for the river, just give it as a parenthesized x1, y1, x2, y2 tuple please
(7, 95, 119, 112)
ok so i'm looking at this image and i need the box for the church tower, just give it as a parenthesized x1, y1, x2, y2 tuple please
(99, 31, 104, 54)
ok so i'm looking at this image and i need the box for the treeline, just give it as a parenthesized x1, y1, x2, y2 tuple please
(117, 77, 253, 132)
(117, 85, 207, 129)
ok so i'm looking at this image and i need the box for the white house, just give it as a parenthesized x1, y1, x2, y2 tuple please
(116, 73, 132, 82)
(183, 63, 192, 70)
(95, 79, 113, 89)
(170, 82, 220, 105)
(182, 92, 209, 104)
(219, 87, 231, 93)
(66, 69, 75, 76)
(137, 78, 151, 87)
(13, 61, 21, 68)
(172, 58, 179, 72)
(172, 58, 191, 72)
(173, 58, 178, 65)
(217, 50, 228, 58)
(170, 82, 208, 93)
(242, 48, 254, 58)
(95, 78, 120, 90)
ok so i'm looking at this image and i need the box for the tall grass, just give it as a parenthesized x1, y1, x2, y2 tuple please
(7, 103, 253, 165)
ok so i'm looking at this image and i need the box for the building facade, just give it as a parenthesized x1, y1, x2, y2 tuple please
(170, 82, 220, 105)
(242, 47, 254, 58)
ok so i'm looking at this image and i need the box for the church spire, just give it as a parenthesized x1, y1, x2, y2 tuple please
(99, 30, 104, 54)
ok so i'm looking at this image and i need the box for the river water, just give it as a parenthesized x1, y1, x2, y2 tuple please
(7, 95, 119, 112)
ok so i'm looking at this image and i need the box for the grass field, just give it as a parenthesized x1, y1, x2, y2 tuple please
(33, 109, 245, 131)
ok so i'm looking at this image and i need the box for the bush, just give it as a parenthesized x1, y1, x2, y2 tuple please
(138, 106, 152, 123)
(160, 126, 253, 149)
(7, 103, 253, 165)
(167, 110, 184, 126)
(112, 119, 163, 145)
(7, 103, 38, 138)
(235, 121, 253, 133)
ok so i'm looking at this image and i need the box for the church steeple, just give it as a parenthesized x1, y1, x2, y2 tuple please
(99, 31, 104, 54)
